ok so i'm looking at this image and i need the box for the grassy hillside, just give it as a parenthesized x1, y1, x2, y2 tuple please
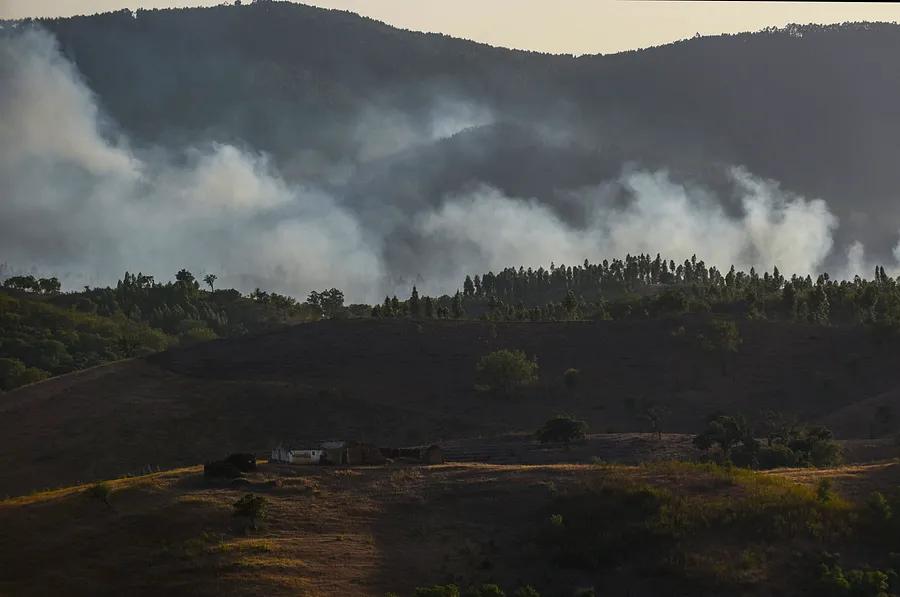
(0, 273, 320, 391)
(2, 461, 899, 596)
(2, 317, 899, 497)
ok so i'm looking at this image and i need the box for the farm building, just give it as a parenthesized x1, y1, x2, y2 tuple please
(270, 445, 324, 464)
(271, 441, 442, 465)
(380, 444, 444, 464)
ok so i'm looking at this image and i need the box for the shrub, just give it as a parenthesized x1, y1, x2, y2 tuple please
(475, 349, 538, 397)
(225, 453, 257, 472)
(536, 415, 588, 445)
(204, 460, 243, 479)
(86, 482, 113, 509)
(563, 368, 580, 390)
(865, 492, 893, 525)
(468, 584, 505, 597)
(817, 479, 835, 503)
(414, 585, 460, 597)
(0, 357, 49, 391)
(817, 563, 890, 597)
(233, 494, 267, 529)
(512, 586, 540, 597)
(756, 443, 800, 470)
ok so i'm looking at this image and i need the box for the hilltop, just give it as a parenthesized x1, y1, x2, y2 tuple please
(7, 5, 900, 263)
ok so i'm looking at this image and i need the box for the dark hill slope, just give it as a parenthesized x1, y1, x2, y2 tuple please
(2, 318, 899, 496)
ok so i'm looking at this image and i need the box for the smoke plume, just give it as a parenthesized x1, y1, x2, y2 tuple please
(0, 28, 882, 301)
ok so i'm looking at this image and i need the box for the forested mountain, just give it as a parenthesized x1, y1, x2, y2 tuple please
(24, 5, 900, 263)
(5, 3, 900, 299)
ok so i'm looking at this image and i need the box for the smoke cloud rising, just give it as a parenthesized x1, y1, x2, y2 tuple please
(0, 28, 883, 301)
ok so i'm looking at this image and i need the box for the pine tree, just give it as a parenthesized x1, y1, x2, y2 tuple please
(451, 291, 465, 319)
(563, 289, 578, 318)
(463, 275, 475, 297)
(814, 286, 830, 325)
(408, 286, 420, 318)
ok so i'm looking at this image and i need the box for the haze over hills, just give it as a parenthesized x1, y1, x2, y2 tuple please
(2, 3, 900, 299)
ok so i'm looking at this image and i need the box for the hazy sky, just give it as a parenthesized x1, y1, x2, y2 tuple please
(1, 0, 899, 54)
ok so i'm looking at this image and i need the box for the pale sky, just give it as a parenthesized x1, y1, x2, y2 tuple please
(1, 0, 899, 55)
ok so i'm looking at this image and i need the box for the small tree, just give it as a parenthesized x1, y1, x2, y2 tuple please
(306, 288, 345, 319)
(563, 368, 580, 391)
(693, 413, 754, 460)
(875, 404, 895, 437)
(86, 482, 113, 509)
(536, 415, 588, 445)
(475, 349, 538, 397)
(641, 404, 668, 440)
(233, 493, 267, 530)
(408, 286, 420, 318)
(451, 290, 465, 319)
(203, 273, 218, 291)
(563, 290, 579, 319)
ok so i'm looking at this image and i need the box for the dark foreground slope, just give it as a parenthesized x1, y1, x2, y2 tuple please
(2, 318, 900, 496)
(2, 461, 900, 596)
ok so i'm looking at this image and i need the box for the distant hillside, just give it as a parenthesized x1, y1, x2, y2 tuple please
(27, 5, 900, 263)
(2, 317, 900, 496)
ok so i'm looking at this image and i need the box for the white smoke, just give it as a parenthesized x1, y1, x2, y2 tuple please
(0, 29, 383, 299)
(0, 28, 880, 302)
(410, 169, 840, 294)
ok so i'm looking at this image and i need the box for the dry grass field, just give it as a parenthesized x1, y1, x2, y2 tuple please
(2, 460, 899, 596)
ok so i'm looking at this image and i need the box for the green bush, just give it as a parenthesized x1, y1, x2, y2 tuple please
(756, 443, 800, 469)
(467, 584, 505, 597)
(475, 349, 538, 397)
(817, 563, 890, 597)
(233, 494, 267, 529)
(536, 415, 588, 445)
(414, 585, 460, 597)
(0, 357, 49, 391)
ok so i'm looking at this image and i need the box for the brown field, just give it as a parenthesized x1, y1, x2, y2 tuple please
(1, 460, 898, 597)
(2, 318, 900, 497)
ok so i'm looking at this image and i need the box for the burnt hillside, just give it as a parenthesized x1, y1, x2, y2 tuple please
(2, 318, 898, 496)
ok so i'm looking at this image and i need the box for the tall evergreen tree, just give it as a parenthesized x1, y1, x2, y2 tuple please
(451, 291, 465, 319)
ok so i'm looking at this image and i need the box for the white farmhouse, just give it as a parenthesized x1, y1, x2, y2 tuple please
(270, 445, 324, 464)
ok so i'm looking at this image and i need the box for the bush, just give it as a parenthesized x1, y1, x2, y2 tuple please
(225, 453, 257, 472)
(414, 585, 460, 597)
(0, 357, 49, 391)
(204, 460, 243, 479)
(468, 584, 505, 597)
(563, 368, 580, 390)
(756, 443, 800, 470)
(817, 563, 890, 597)
(512, 586, 541, 597)
(475, 349, 538, 397)
(86, 482, 113, 508)
(233, 494, 267, 529)
(536, 415, 588, 445)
